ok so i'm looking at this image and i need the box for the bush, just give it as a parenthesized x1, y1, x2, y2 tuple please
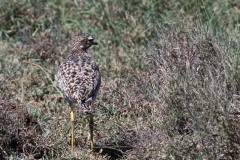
(143, 25, 240, 159)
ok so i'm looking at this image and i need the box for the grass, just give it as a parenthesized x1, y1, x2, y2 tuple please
(0, 0, 239, 159)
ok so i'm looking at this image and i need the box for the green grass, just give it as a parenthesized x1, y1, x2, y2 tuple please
(0, 0, 239, 159)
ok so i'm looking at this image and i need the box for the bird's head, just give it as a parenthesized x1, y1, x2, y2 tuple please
(69, 33, 98, 53)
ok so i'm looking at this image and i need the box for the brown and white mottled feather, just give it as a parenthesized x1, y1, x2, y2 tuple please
(57, 33, 101, 113)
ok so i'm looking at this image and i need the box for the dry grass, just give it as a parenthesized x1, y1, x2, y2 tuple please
(141, 26, 240, 159)
(0, 0, 239, 159)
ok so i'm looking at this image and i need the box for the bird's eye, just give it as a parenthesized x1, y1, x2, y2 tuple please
(86, 40, 91, 44)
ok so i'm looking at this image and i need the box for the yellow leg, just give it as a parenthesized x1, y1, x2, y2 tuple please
(70, 108, 75, 154)
(89, 113, 94, 151)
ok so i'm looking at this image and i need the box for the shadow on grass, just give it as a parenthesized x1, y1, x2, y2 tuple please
(93, 142, 133, 160)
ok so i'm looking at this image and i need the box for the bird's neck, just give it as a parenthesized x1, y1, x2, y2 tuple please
(70, 49, 88, 56)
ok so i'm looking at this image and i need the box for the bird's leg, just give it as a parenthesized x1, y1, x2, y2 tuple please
(89, 113, 94, 151)
(70, 105, 75, 153)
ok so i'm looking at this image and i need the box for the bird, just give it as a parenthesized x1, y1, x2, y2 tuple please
(57, 33, 101, 153)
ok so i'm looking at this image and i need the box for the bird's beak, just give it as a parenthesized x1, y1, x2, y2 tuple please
(92, 41, 98, 45)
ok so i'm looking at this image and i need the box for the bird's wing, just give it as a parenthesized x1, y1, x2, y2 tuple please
(58, 55, 100, 104)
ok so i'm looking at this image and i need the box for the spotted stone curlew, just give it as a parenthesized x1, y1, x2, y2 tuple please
(57, 33, 101, 153)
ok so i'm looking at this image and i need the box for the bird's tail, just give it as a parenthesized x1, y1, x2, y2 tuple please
(77, 98, 93, 114)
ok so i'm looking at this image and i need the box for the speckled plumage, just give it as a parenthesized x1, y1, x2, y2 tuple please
(57, 33, 101, 113)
